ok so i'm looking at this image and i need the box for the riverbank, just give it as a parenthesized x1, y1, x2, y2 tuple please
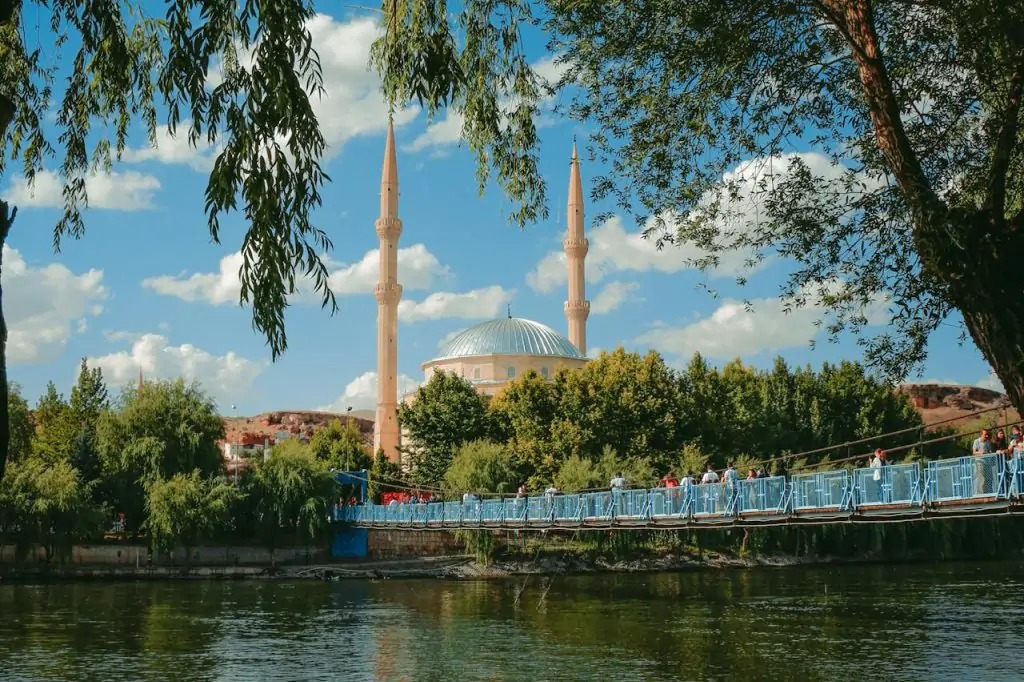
(0, 550, 838, 583)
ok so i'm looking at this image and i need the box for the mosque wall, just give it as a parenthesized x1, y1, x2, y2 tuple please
(423, 354, 588, 388)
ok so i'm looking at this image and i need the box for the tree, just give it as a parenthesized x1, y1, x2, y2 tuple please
(1, 457, 103, 563)
(145, 471, 237, 567)
(70, 359, 109, 428)
(373, 1, 1024, 410)
(399, 372, 493, 486)
(0, 0, 337, 481)
(6, 382, 31, 463)
(368, 448, 401, 503)
(241, 447, 337, 567)
(31, 382, 78, 463)
(68, 360, 109, 488)
(96, 379, 225, 530)
(308, 419, 371, 471)
(444, 440, 523, 496)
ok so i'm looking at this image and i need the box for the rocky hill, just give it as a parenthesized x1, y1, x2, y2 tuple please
(898, 383, 1016, 429)
(223, 410, 374, 447)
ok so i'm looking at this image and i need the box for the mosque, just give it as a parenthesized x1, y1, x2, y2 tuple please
(372, 122, 591, 462)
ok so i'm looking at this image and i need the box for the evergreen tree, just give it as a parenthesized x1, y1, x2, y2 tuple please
(32, 383, 78, 463)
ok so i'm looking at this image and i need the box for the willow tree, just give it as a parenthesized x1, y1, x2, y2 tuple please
(0, 0, 333, 480)
(372, 1, 1024, 404)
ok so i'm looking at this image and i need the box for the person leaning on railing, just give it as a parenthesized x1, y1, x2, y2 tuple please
(972, 429, 994, 495)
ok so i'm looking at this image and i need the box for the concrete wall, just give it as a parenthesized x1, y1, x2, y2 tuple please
(367, 529, 464, 559)
(0, 544, 325, 566)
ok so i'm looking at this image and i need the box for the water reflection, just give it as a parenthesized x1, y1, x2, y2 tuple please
(1, 562, 1023, 681)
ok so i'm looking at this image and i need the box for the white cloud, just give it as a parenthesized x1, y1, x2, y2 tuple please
(88, 333, 265, 401)
(635, 282, 889, 361)
(527, 215, 760, 294)
(3, 245, 107, 363)
(404, 53, 569, 153)
(6, 170, 160, 210)
(590, 281, 640, 315)
(141, 243, 448, 305)
(318, 371, 420, 412)
(528, 152, 865, 293)
(398, 286, 514, 323)
(586, 347, 604, 359)
(122, 121, 219, 171)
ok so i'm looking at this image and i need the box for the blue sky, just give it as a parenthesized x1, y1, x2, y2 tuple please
(2, 10, 999, 416)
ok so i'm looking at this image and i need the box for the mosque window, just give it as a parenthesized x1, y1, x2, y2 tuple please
(473, 367, 481, 379)
(507, 366, 516, 379)
(541, 367, 549, 379)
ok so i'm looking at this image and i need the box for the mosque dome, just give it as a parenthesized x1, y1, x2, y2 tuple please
(432, 318, 584, 362)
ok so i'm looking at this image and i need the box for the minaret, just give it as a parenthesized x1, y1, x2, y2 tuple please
(564, 140, 590, 355)
(374, 121, 403, 462)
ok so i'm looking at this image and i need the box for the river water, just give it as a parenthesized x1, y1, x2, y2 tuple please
(1, 561, 1022, 681)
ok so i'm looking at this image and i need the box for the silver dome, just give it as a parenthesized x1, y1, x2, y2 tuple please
(432, 318, 584, 361)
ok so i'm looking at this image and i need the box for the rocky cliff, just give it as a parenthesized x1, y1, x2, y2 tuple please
(223, 411, 374, 447)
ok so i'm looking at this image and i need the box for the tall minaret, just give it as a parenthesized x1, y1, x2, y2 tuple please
(564, 140, 590, 355)
(374, 121, 403, 462)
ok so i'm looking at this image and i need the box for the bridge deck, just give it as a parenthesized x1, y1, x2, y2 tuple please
(337, 452, 1024, 530)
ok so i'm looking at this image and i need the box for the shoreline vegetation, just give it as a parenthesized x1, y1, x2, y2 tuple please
(0, 550, 1019, 585)
(3, 353, 1018, 584)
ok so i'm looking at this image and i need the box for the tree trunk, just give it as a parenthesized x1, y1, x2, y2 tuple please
(0, 197, 14, 483)
(0, 89, 15, 483)
(934, 211, 1024, 412)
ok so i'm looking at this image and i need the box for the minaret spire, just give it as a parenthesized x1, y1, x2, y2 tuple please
(564, 140, 590, 356)
(374, 120, 403, 462)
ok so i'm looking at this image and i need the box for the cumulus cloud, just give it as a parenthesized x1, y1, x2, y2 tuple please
(398, 286, 514, 323)
(318, 371, 421, 412)
(88, 333, 265, 401)
(122, 121, 219, 171)
(976, 372, 1003, 392)
(141, 243, 449, 305)
(590, 281, 640, 315)
(635, 282, 889, 361)
(527, 152, 865, 293)
(6, 170, 160, 210)
(404, 53, 569, 154)
(3, 245, 107, 363)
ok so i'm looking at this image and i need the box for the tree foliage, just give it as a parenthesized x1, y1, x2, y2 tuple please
(239, 447, 337, 565)
(444, 440, 523, 495)
(0, 457, 103, 562)
(308, 419, 371, 471)
(32, 382, 78, 463)
(145, 471, 238, 562)
(0, 0, 338, 480)
(372, 0, 1024, 411)
(6, 382, 31, 463)
(96, 379, 225, 529)
(403, 347, 925, 490)
(399, 371, 496, 486)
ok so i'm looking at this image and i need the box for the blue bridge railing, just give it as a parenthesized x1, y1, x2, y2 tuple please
(337, 452, 1018, 529)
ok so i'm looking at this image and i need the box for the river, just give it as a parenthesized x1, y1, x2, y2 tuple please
(1, 561, 1021, 681)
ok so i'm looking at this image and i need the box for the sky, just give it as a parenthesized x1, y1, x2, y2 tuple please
(1, 9, 1001, 417)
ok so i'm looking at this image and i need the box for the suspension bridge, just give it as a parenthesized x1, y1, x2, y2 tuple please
(335, 449, 1024, 530)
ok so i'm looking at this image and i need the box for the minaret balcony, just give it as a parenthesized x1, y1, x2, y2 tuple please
(374, 281, 404, 304)
(375, 216, 403, 241)
(564, 299, 591, 318)
(563, 236, 589, 258)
